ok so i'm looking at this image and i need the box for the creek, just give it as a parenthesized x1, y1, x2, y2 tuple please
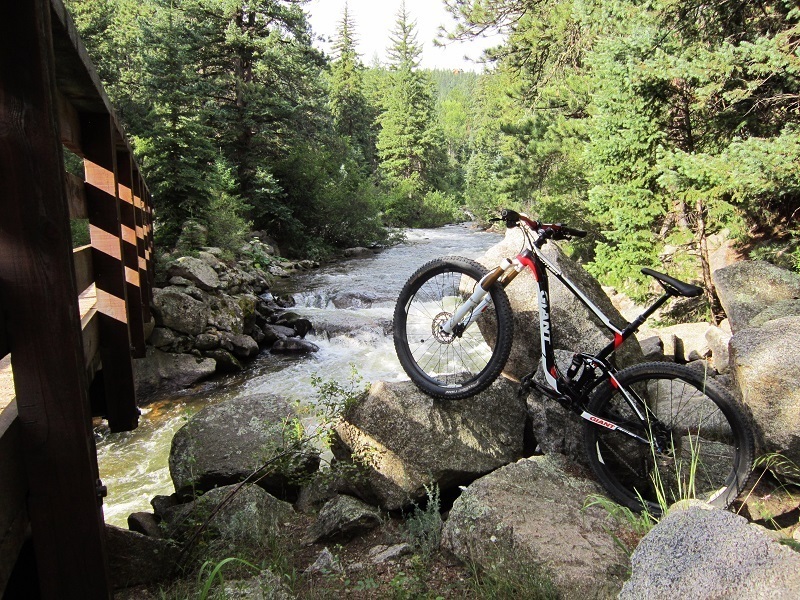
(96, 224, 503, 527)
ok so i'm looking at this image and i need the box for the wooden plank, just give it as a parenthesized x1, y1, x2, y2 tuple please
(0, 404, 29, 596)
(81, 112, 139, 433)
(56, 90, 81, 154)
(81, 307, 100, 374)
(65, 171, 87, 219)
(73, 245, 93, 295)
(132, 172, 153, 322)
(116, 150, 145, 357)
(0, 0, 111, 596)
(0, 297, 8, 360)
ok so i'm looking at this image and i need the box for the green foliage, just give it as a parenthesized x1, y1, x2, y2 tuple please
(403, 484, 444, 564)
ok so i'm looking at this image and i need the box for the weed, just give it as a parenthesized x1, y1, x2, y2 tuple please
(402, 484, 444, 565)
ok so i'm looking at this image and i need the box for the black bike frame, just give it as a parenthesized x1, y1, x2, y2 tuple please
(509, 225, 674, 443)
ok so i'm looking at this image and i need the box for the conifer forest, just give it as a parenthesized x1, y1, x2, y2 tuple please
(65, 0, 800, 307)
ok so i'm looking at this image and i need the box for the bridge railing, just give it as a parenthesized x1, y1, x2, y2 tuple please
(0, 0, 155, 596)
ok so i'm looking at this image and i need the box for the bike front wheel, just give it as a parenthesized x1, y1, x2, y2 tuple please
(393, 256, 514, 399)
(584, 362, 754, 514)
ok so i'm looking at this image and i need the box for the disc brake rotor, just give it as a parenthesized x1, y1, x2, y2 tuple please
(432, 312, 456, 344)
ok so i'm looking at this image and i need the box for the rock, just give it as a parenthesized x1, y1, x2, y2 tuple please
(332, 378, 527, 510)
(105, 524, 179, 589)
(169, 393, 320, 499)
(304, 495, 382, 543)
(729, 316, 800, 468)
(305, 547, 343, 575)
(620, 504, 800, 599)
(654, 322, 711, 363)
(161, 484, 293, 547)
(194, 332, 221, 351)
(638, 335, 664, 361)
(168, 256, 220, 291)
(133, 347, 216, 398)
(127, 512, 162, 538)
(479, 228, 643, 379)
(221, 569, 294, 600)
(525, 350, 586, 464)
(168, 275, 194, 287)
(151, 494, 179, 518)
(369, 543, 412, 564)
(749, 299, 800, 328)
(221, 332, 259, 359)
(271, 338, 320, 353)
(705, 325, 732, 373)
(149, 327, 176, 349)
(441, 455, 629, 598)
(197, 250, 223, 268)
(207, 293, 245, 334)
(343, 247, 374, 258)
(204, 348, 243, 373)
(152, 287, 208, 335)
(331, 290, 380, 309)
(712, 260, 800, 333)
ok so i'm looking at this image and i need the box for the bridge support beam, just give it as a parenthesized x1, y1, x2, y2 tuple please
(0, 0, 111, 597)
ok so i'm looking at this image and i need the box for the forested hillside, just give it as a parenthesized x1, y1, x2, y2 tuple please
(65, 0, 799, 313)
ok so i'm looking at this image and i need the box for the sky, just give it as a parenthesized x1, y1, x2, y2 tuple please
(304, 0, 503, 72)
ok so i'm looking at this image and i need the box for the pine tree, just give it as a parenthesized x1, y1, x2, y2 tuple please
(329, 2, 376, 166)
(376, 1, 448, 188)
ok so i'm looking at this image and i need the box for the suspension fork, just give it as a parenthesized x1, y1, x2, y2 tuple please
(439, 257, 522, 335)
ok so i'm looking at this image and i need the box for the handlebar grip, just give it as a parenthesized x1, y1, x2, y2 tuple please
(559, 225, 587, 239)
(501, 209, 520, 226)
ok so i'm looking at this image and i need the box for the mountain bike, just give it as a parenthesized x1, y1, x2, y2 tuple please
(392, 209, 754, 512)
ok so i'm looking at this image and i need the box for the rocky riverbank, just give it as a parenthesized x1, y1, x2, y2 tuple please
(112, 231, 800, 599)
(133, 240, 327, 399)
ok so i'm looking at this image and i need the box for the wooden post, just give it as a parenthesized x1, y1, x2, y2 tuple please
(132, 171, 153, 322)
(116, 149, 146, 357)
(0, 0, 111, 597)
(81, 113, 140, 433)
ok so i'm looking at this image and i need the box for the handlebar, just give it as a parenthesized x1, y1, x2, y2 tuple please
(496, 209, 587, 240)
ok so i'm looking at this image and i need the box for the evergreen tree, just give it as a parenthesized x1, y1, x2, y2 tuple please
(328, 2, 377, 166)
(376, 2, 449, 191)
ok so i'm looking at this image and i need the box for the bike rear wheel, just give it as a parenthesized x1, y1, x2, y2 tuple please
(584, 362, 754, 513)
(393, 256, 514, 399)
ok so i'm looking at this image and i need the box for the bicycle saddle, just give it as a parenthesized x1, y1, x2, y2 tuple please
(641, 268, 703, 297)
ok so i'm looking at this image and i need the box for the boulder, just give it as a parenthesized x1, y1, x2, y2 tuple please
(220, 332, 260, 359)
(133, 347, 216, 398)
(207, 293, 245, 334)
(161, 484, 293, 547)
(749, 299, 800, 328)
(620, 503, 800, 599)
(705, 325, 732, 373)
(331, 290, 380, 309)
(169, 393, 320, 499)
(479, 228, 643, 379)
(525, 350, 586, 464)
(343, 247, 374, 258)
(271, 338, 320, 353)
(204, 348, 243, 373)
(304, 495, 382, 543)
(127, 512, 162, 538)
(712, 260, 800, 333)
(152, 287, 207, 335)
(105, 524, 179, 589)
(168, 256, 220, 291)
(729, 316, 800, 467)
(332, 378, 527, 510)
(441, 455, 629, 598)
(652, 322, 711, 363)
(149, 327, 176, 349)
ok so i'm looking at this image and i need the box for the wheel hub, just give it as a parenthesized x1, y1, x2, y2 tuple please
(432, 312, 456, 344)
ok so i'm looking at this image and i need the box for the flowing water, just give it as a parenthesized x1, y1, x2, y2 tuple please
(96, 224, 503, 527)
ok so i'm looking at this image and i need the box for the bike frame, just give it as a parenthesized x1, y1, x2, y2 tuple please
(441, 214, 675, 445)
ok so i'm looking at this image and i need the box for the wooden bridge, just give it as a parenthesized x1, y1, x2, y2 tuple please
(1, 0, 154, 596)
